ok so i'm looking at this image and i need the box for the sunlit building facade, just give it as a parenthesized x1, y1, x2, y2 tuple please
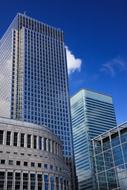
(0, 13, 75, 189)
(0, 118, 70, 190)
(70, 89, 117, 190)
(93, 121, 127, 190)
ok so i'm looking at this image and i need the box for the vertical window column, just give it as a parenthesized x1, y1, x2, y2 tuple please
(33, 135, 37, 149)
(44, 175, 48, 190)
(55, 143, 57, 155)
(56, 177, 59, 190)
(7, 172, 13, 190)
(46, 139, 49, 152)
(27, 134, 31, 148)
(48, 139, 51, 152)
(63, 180, 66, 190)
(13, 132, 18, 146)
(15, 172, 21, 190)
(20, 133, 25, 147)
(39, 136, 42, 150)
(0, 130, 4, 145)
(30, 173, 36, 190)
(37, 174, 42, 190)
(52, 141, 54, 154)
(23, 173, 28, 190)
(0, 172, 5, 189)
(50, 176, 54, 190)
(6, 131, 11, 146)
(44, 138, 47, 151)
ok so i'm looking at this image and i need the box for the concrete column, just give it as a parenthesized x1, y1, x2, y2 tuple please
(10, 132, 13, 146)
(31, 135, 33, 149)
(52, 141, 54, 154)
(35, 172, 38, 190)
(53, 142, 56, 154)
(50, 140, 53, 153)
(20, 171, 23, 190)
(41, 137, 44, 150)
(3, 131, 6, 145)
(57, 144, 58, 155)
(24, 134, 27, 148)
(42, 174, 45, 190)
(28, 172, 30, 190)
(13, 171, 15, 190)
(17, 133, 20, 147)
(37, 136, 39, 149)
(4, 171, 6, 189)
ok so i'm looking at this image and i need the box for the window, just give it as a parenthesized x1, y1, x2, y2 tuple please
(39, 136, 42, 150)
(38, 163, 41, 168)
(15, 173, 21, 190)
(23, 173, 28, 190)
(6, 131, 11, 145)
(44, 175, 48, 190)
(31, 162, 35, 167)
(1, 160, 5, 164)
(27, 134, 31, 148)
(44, 138, 46, 151)
(7, 172, 13, 190)
(13, 132, 18, 146)
(44, 164, 48, 169)
(20, 133, 25, 147)
(50, 165, 53, 170)
(0, 130, 3, 144)
(0, 172, 5, 189)
(24, 162, 28, 166)
(9, 160, 13, 165)
(50, 176, 54, 190)
(16, 161, 20, 166)
(33, 136, 37, 149)
(30, 174, 35, 190)
(38, 174, 42, 190)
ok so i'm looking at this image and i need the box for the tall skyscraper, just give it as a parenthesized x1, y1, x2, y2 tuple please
(0, 13, 75, 189)
(70, 89, 117, 190)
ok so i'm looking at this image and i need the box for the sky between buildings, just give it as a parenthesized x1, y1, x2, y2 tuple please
(0, 0, 127, 124)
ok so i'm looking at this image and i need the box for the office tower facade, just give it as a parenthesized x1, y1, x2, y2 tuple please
(70, 89, 117, 190)
(93, 121, 127, 190)
(0, 117, 70, 190)
(0, 13, 75, 189)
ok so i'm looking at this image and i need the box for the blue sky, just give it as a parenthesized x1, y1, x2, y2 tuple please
(0, 0, 127, 124)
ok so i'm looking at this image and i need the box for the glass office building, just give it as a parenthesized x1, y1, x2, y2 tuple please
(70, 89, 117, 190)
(0, 13, 75, 189)
(93, 121, 127, 190)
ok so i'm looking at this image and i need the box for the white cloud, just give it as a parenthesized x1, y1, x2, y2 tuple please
(66, 46, 82, 75)
(100, 57, 127, 77)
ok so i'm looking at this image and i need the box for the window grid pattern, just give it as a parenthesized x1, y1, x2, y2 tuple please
(93, 122, 127, 190)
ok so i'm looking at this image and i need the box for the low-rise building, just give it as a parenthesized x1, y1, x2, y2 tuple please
(0, 117, 70, 190)
(93, 121, 127, 190)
